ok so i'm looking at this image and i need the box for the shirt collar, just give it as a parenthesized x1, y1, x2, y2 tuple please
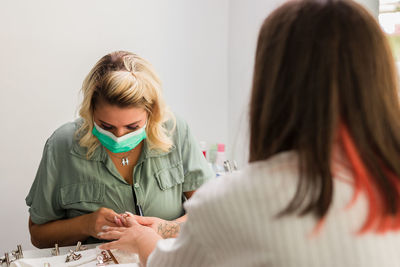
(70, 138, 106, 161)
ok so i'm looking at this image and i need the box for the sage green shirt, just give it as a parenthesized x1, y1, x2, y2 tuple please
(26, 116, 213, 241)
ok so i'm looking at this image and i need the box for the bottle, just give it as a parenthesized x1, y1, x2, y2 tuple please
(214, 143, 226, 176)
(208, 144, 217, 165)
(199, 141, 207, 158)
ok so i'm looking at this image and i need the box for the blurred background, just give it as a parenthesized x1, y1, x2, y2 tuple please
(0, 0, 396, 252)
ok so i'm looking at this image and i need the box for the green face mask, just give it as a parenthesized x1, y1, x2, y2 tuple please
(92, 122, 147, 153)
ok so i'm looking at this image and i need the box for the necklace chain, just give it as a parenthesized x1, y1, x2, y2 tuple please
(109, 150, 134, 166)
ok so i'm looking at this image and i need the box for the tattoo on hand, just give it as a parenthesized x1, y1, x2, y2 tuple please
(157, 221, 182, 239)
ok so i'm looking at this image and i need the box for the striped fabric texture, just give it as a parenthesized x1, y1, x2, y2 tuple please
(147, 151, 400, 267)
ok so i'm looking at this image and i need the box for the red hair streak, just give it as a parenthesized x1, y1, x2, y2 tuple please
(340, 124, 400, 233)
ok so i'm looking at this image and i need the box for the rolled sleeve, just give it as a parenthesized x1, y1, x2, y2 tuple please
(180, 121, 214, 192)
(26, 137, 65, 224)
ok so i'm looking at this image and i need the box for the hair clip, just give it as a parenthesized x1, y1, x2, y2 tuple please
(65, 250, 82, 262)
(0, 244, 24, 266)
(0, 253, 11, 267)
(232, 160, 238, 171)
(95, 250, 115, 266)
(224, 160, 232, 173)
(0, 245, 23, 267)
(0, 253, 9, 266)
(11, 245, 23, 260)
(96, 255, 106, 266)
(51, 244, 59, 256)
(75, 241, 88, 252)
(100, 251, 112, 262)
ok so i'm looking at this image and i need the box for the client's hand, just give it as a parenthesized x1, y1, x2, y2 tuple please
(84, 207, 120, 238)
(119, 212, 182, 239)
(98, 216, 161, 254)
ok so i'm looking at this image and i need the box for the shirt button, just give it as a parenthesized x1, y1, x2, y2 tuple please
(134, 183, 140, 188)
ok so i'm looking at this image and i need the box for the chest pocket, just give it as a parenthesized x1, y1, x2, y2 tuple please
(155, 162, 184, 190)
(60, 183, 105, 217)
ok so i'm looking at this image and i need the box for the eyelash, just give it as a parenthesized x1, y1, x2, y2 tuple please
(101, 124, 113, 130)
(101, 124, 139, 131)
(127, 126, 139, 130)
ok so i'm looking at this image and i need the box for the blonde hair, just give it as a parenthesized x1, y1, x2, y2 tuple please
(77, 51, 175, 158)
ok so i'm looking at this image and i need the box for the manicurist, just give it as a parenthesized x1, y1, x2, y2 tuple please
(26, 51, 213, 248)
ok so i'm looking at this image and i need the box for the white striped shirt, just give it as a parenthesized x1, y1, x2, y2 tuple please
(147, 151, 400, 267)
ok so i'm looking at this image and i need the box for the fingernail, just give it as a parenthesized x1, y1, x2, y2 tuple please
(97, 232, 104, 236)
(125, 211, 134, 216)
(102, 225, 109, 230)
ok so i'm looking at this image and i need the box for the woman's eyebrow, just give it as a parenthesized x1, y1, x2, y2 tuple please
(125, 120, 141, 127)
(99, 119, 141, 127)
(99, 120, 115, 127)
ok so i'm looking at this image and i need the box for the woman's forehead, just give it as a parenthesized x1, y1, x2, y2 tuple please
(94, 103, 147, 126)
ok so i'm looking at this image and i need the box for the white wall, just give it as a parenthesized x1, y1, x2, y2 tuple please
(356, 0, 379, 16)
(0, 0, 228, 252)
(227, 0, 284, 168)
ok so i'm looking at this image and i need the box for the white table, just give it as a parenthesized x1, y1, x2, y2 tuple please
(5, 244, 139, 267)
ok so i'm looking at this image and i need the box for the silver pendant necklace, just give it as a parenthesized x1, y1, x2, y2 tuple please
(109, 150, 133, 167)
(121, 157, 129, 166)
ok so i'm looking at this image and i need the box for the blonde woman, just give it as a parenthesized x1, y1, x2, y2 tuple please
(26, 51, 213, 248)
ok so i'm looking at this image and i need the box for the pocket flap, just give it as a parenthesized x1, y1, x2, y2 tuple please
(155, 163, 184, 190)
(60, 183, 105, 205)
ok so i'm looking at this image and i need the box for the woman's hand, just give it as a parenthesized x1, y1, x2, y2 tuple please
(83, 207, 121, 238)
(119, 212, 182, 239)
(99, 216, 161, 264)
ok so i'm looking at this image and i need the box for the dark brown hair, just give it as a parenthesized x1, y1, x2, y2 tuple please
(249, 0, 400, 231)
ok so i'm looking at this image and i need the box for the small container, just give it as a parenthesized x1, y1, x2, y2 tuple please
(199, 141, 207, 158)
(214, 143, 226, 176)
(208, 144, 218, 165)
